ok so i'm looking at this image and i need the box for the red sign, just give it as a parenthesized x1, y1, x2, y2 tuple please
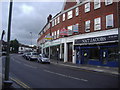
(60, 28, 68, 36)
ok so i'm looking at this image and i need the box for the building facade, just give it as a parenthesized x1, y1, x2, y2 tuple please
(37, 0, 120, 67)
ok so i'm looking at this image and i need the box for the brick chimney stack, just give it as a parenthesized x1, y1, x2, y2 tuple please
(47, 14, 52, 23)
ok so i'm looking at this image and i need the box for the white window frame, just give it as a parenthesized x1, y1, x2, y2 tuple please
(57, 17, 60, 24)
(85, 2, 90, 13)
(63, 14, 65, 21)
(55, 19, 57, 25)
(57, 30, 59, 38)
(85, 20, 90, 32)
(94, 0, 101, 9)
(52, 20, 54, 27)
(106, 14, 114, 28)
(105, 0, 113, 5)
(67, 10, 73, 19)
(67, 25, 72, 30)
(94, 17, 101, 31)
(54, 31, 56, 39)
(67, 25, 73, 35)
(75, 7, 79, 16)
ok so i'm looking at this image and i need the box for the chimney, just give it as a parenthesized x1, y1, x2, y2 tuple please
(47, 14, 52, 23)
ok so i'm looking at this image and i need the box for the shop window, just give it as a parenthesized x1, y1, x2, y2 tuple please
(85, 2, 90, 13)
(67, 10, 73, 19)
(63, 13, 65, 21)
(108, 47, 118, 62)
(85, 20, 90, 32)
(105, 0, 113, 5)
(106, 14, 114, 28)
(94, 17, 101, 31)
(94, 0, 101, 9)
(89, 48, 100, 61)
(75, 7, 79, 16)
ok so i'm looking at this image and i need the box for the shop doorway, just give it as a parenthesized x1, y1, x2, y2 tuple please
(100, 49, 108, 65)
(81, 50, 89, 64)
(67, 43, 73, 62)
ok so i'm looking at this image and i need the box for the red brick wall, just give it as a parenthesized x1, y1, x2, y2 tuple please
(64, 2, 77, 11)
(37, 1, 119, 43)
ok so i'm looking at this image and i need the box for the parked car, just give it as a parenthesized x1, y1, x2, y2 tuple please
(2, 51, 7, 56)
(26, 52, 38, 61)
(37, 54, 50, 64)
(18, 51, 23, 54)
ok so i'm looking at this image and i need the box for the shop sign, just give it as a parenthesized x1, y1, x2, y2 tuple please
(60, 28, 68, 36)
(67, 29, 73, 35)
(73, 24, 78, 33)
(75, 34, 118, 44)
(51, 39, 61, 46)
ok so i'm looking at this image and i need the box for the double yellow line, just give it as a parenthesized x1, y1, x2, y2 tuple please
(10, 77, 32, 89)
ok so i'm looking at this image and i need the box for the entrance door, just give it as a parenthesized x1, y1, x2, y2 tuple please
(68, 43, 73, 62)
(100, 50, 108, 65)
(81, 50, 89, 64)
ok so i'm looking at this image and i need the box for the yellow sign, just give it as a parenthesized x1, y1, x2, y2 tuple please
(45, 38, 52, 40)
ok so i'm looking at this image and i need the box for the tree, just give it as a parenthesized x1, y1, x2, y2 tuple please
(10, 39, 19, 53)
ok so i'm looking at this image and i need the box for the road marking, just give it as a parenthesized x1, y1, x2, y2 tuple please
(24, 64, 37, 69)
(44, 69, 88, 82)
(10, 77, 31, 89)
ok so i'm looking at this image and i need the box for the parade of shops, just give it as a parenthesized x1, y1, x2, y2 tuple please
(37, 0, 119, 67)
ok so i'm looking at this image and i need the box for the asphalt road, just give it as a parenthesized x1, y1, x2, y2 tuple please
(2, 54, 118, 88)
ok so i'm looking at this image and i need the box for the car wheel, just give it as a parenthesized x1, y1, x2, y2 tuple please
(28, 57, 31, 61)
(37, 60, 39, 63)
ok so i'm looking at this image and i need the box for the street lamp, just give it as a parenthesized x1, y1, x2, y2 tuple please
(3, 0, 13, 88)
(30, 32, 32, 46)
(1, 30, 5, 40)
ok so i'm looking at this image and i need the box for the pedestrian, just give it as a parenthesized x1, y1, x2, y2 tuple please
(56, 48, 59, 63)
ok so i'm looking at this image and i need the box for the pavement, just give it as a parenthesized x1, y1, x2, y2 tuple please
(50, 59, 119, 75)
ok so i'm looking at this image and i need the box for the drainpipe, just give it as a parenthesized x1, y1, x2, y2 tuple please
(117, 0, 120, 74)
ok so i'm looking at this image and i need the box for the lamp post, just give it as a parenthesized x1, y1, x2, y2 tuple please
(1, 30, 5, 40)
(30, 32, 32, 46)
(4, 0, 13, 88)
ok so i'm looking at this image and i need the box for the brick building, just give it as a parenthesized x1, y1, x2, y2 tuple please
(37, 0, 120, 67)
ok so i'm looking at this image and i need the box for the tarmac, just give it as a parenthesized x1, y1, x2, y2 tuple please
(2, 58, 119, 89)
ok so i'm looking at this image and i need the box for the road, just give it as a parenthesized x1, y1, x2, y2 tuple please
(2, 54, 118, 88)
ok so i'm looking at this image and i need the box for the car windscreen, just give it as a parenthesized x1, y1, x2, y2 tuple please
(42, 54, 48, 58)
(32, 53, 38, 55)
(27, 53, 31, 55)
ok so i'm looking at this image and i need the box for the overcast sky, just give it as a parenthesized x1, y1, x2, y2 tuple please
(1, 0, 64, 46)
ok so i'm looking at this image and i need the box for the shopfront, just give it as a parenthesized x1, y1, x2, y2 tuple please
(74, 34, 118, 67)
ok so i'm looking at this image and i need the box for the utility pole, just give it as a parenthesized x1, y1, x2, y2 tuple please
(3, 0, 13, 88)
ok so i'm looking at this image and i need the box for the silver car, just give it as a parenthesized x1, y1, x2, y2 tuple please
(27, 52, 38, 61)
(37, 54, 50, 64)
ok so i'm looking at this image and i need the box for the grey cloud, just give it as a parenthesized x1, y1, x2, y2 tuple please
(2, 2, 64, 45)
